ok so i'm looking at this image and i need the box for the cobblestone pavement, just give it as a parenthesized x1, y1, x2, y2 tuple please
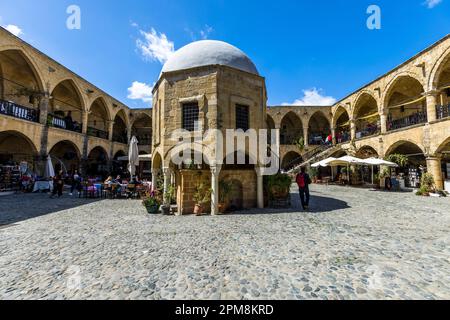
(0, 185, 449, 300)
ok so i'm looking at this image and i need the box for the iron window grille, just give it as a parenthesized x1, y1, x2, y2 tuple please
(236, 104, 249, 131)
(183, 103, 199, 132)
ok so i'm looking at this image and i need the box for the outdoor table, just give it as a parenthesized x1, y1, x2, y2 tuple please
(33, 181, 53, 193)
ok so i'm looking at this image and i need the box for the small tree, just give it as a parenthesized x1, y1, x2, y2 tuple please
(386, 154, 408, 168)
(295, 137, 306, 152)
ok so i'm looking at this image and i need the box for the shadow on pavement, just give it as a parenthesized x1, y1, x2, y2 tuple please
(0, 193, 103, 226)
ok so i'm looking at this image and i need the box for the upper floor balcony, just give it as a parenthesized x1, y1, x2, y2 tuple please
(387, 111, 427, 131)
(436, 104, 450, 120)
(0, 99, 39, 123)
(47, 113, 82, 133)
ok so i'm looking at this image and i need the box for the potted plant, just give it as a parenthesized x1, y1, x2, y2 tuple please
(308, 167, 319, 184)
(142, 192, 161, 214)
(416, 173, 435, 197)
(266, 174, 292, 201)
(161, 185, 175, 215)
(218, 180, 233, 214)
(379, 167, 391, 189)
(193, 182, 211, 216)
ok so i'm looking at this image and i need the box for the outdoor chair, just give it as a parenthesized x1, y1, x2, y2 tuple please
(126, 184, 137, 199)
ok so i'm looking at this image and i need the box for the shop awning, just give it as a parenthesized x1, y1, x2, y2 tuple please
(311, 157, 337, 168)
(362, 158, 398, 167)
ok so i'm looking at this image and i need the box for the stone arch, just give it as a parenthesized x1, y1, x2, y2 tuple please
(87, 146, 109, 177)
(0, 48, 46, 107)
(385, 140, 426, 158)
(280, 111, 303, 145)
(266, 114, 275, 130)
(356, 145, 379, 159)
(0, 46, 46, 91)
(281, 151, 302, 171)
(353, 92, 380, 138)
(428, 48, 450, 109)
(383, 74, 427, 130)
(48, 140, 82, 174)
(112, 109, 129, 144)
(308, 110, 331, 145)
(333, 106, 351, 143)
(434, 136, 450, 155)
(152, 151, 163, 171)
(131, 113, 152, 145)
(0, 130, 39, 169)
(87, 97, 110, 139)
(49, 79, 85, 130)
(428, 46, 450, 91)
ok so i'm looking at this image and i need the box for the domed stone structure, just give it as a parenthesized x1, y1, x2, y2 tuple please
(152, 40, 268, 215)
(161, 40, 259, 75)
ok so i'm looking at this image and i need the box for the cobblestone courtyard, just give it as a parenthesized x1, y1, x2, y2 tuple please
(0, 185, 449, 300)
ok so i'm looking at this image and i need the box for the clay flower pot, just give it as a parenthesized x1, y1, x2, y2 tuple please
(194, 204, 203, 216)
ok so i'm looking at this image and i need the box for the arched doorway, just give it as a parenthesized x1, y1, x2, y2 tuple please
(228, 179, 244, 211)
(280, 112, 303, 145)
(385, 76, 426, 131)
(88, 98, 110, 139)
(333, 107, 351, 143)
(0, 49, 43, 122)
(308, 111, 331, 145)
(386, 141, 426, 188)
(87, 147, 109, 178)
(49, 141, 81, 175)
(0, 131, 38, 191)
(354, 93, 380, 139)
(113, 110, 128, 144)
(281, 151, 302, 172)
(131, 114, 152, 146)
(49, 80, 84, 133)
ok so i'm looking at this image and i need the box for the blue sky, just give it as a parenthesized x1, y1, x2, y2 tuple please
(1, 0, 449, 108)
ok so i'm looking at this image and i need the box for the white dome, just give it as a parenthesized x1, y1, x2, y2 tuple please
(161, 40, 259, 76)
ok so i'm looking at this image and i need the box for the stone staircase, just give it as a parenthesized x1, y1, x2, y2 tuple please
(287, 145, 342, 174)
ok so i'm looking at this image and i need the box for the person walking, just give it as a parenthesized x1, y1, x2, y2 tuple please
(296, 167, 312, 211)
(70, 170, 81, 196)
(50, 171, 64, 198)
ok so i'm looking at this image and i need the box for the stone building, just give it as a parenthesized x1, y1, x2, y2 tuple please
(151, 40, 267, 215)
(269, 35, 450, 191)
(0, 27, 152, 179)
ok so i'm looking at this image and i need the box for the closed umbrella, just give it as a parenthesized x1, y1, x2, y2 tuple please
(45, 156, 55, 178)
(128, 136, 140, 178)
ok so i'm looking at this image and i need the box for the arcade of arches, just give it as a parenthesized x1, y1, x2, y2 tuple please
(0, 29, 152, 189)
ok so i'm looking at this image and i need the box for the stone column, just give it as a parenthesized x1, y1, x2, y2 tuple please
(163, 167, 171, 205)
(39, 95, 50, 125)
(427, 156, 444, 191)
(425, 91, 439, 123)
(81, 110, 89, 135)
(255, 167, 264, 209)
(303, 125, 309, 147)
(331, 127, 337, 145)
(127, 125, 132, 144)
(108, 120, 114, 141)
(350, 119, 356, 141)
(210, 165, 221, 215)
(380, 113, 387, 134)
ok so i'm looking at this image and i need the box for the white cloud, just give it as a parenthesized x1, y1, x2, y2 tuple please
(127, 81, 153, 103)
(282, 88, 336, 106)
(423, 0, 443, 8)
(136, 28, 175, 64)
(3, 24, 23, 37)
(200, 25, 214, 40)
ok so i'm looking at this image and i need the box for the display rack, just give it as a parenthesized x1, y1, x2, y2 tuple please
(0, 165, 21, 192)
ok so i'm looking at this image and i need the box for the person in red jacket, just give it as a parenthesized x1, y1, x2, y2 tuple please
(296, 167, 312, 210)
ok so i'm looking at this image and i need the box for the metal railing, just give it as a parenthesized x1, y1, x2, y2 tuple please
(87, 127, 109, 140)
(436, 104, 450, 120)
(387, 112, 427, 131)
(48, 113, 82, 133)
(0, 99, 39, 123)
(356, 126, 380, 139)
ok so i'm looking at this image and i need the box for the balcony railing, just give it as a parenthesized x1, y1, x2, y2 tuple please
(0, 99, 39, 123)
(48, 113, 82, 133)
(336, 132, 351, 144)
(436, 104, 450, 120)
(87, 127, 109, 140)
(387, 112, 427, 131)
(356, 126, 380, 140)
(113, 134, 128, 144)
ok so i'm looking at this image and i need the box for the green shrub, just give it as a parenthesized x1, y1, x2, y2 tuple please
(266, 174, 292, 200)
(385, 154, 408, 168)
